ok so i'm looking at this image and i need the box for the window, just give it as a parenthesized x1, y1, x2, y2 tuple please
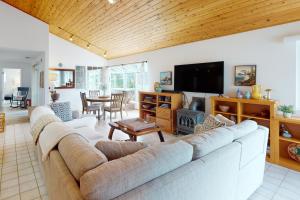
(87, 66, 101, 90)
(74, 62, 148, 103)
(109, 62, 148, 102)
(75, 66, 86, 89)
(111, 73, 124, 89)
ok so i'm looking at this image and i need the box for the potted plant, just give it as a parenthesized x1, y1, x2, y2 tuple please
(278, 105, 294, 118)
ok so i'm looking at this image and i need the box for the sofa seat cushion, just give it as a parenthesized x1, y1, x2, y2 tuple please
(95, 141, 147, 161)
(58, 134, 108, 181)
(227, 120, 258, 140)
(75, 126, 103, 141)
(234, 127, 268, 168)
(80, 141, 193, 200)
(182, 127, 234, 160)
(65, 116, 97, 129)
(50, 102, 73, 122)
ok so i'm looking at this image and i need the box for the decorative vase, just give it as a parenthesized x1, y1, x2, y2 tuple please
(244, 91, 251, 99)
(283, 112, 292, 118)
(154, 82, 162, 92)
(236, 88, 243, 99)
(51, 92, 60, 102)
(265, 89, 272, 100)
(252, 85, 262, 99)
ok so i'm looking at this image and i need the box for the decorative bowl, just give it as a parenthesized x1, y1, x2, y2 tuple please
(219, 105, 230, 112)
(288, 143, 300, 162)
(142, 104, 151, 109)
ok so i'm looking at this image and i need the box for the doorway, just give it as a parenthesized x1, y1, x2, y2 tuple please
(1, 68, 22, 105)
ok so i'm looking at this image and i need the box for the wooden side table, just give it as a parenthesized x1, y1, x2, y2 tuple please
(108, 121, 165, 142)
(0, 113, 5, 133)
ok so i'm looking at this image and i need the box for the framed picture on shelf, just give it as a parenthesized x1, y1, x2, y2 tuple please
(234, 65, 256, 86)
(160, 71, 172, 85)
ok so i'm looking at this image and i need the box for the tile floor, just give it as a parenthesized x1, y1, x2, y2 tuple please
(0, 115, 300, 200)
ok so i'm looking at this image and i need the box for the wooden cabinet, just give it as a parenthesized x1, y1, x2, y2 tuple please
(211, 96, 277, 163)
(274, 116, 300, 172)
(139, 91, 182, 133)
(211, 96, 300, 172)
(157, 108, 171, 119)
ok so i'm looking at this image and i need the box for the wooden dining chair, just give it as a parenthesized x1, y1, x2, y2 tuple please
(89, 90, 100, 97)
(88, 90, 101, 106)
(80, 92, 100, 119)
(103, 92, 124, 121)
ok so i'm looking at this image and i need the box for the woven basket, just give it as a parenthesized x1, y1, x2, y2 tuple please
(0, 113, 5, 133)
(288, 143, 300, 163)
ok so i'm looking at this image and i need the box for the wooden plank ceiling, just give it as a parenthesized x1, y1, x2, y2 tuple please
(3, 0, 300, 59)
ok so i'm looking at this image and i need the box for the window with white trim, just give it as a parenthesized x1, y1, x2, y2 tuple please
(109, 62, 148, 102)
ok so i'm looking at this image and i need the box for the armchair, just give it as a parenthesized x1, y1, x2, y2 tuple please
(11, 87, 30, 108)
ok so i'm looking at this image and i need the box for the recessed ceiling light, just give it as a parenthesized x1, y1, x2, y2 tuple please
(87, 43, 91, 49)
(108, 0, 117, 4)
(69, 35, 73, 41)
(103, 51, 107, 57)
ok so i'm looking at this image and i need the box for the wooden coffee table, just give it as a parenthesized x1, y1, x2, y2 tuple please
(108, 121, 165, 142)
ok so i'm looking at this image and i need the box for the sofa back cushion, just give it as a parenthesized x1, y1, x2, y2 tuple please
(58, 134, 108, 181)
(95, 140, 147, 161)
(234, 126, 269, 168)
(182, 127, 234, 160)
(227, 120, 258, 140)
(80, 141, 193, 200)
(50, 102, 73, 122)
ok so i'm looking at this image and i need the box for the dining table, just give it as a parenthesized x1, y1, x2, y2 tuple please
(86, 96, 112, 119)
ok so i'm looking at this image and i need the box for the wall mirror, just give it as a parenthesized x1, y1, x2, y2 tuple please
(49, 68, 75, 89)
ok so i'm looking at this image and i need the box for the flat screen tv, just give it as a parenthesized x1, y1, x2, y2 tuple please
(174, 61, 224, 94)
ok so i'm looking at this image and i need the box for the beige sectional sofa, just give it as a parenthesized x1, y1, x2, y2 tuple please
(31, 106, 268, 200)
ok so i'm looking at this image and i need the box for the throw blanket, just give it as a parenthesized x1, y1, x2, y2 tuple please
(30, 106, 55, 127)
(39, 121, 89, 161)
(31, 114, 61, 144)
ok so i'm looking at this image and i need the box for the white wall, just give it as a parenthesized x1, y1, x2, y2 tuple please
(49, 34, 107, 110)
(0, 1, 49, 104)
(108, 21, 300, 113)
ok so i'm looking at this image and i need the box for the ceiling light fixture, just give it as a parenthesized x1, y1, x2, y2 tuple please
(108, 0, 117, 4)
(58, 27, 106, 56)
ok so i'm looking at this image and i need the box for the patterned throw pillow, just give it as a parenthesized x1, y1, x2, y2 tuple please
(50, 102, 73, 122)
(194, 114, 226, 134)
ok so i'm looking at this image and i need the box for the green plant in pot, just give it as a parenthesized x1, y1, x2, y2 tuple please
(278, 105, 294, 118)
